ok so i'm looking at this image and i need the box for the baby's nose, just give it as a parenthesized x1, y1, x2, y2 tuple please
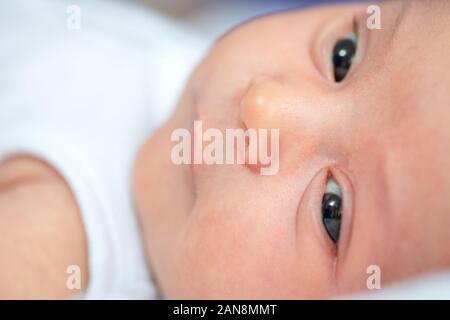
(240, 77, 288, 131)
(239, 76, 349, 167)
(240, 75, 349, 134)
(240, 76, 327, 137)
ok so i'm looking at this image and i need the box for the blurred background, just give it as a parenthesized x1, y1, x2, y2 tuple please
(131, 0, 338, 41)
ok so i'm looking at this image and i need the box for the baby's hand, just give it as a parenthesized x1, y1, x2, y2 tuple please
(0, 156, 87, 299)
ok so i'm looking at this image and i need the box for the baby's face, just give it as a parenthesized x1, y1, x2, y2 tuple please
(134, 0, 450, 298)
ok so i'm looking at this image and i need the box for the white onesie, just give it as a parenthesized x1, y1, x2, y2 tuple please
(0, 0, 207, 299)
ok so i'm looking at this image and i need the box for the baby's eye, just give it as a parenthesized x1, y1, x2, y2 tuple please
(322, 177, 342, 244)
(332, 32, 357, 82)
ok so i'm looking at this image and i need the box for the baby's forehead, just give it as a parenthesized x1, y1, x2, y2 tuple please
(390, 0, 449, 35)
(381, 1, 450, 83)
(351, 1, 448, 83)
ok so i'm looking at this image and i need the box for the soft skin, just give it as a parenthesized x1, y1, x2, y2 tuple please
(134, 0, 450, 299)
(1, 0, 450, 299)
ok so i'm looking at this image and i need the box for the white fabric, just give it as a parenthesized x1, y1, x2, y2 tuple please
(0, 0, 207, 299)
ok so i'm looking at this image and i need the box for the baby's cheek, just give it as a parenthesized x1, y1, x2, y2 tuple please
(168, 207, 262, 298)
(168, 202, 334, 299)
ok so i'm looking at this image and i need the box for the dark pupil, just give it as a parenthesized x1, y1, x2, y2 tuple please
(332, 38, 356, 82)
(322, 193, 342, 244)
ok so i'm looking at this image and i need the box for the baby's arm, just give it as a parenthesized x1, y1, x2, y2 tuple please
(0, 156, 88, 299)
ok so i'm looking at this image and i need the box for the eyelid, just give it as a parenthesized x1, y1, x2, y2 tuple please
(312, 167, 354, 255)
(310, 10, 368, 85)
(298, 168, 337, 255)
(295, 165, 354, 265)
(328, 168, 354, 260)
(348, 12, 370, 81)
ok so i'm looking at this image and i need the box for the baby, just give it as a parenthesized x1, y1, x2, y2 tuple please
(1, 0, 450, 299)
(133, 0, 450, 298)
